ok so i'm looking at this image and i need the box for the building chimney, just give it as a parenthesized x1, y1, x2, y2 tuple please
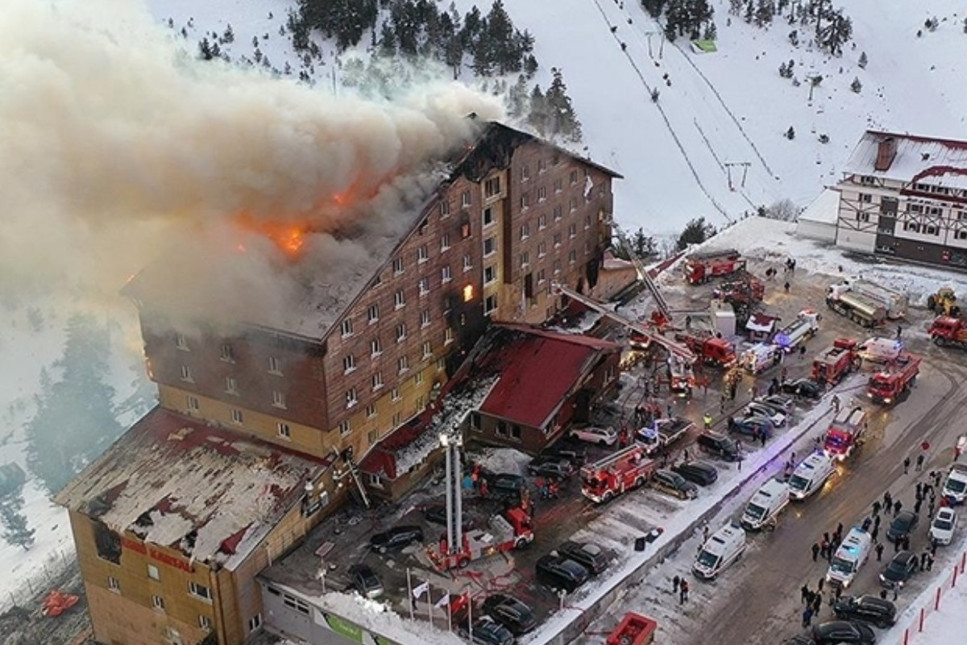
(874, 136, 897, 171)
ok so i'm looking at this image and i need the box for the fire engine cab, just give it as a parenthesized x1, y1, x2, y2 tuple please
(684, 249, 746, 285)
(867, 352, 920, 405)
(581, 445, 658, 504)
(811, 338, 860, 385)
(824, 406, 867, 461)
(428, 507, 534, 571)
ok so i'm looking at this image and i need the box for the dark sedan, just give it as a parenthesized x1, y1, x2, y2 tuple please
(672, 460, 719, 486)
(651, 469, 699, 500)
(526, 456, 575, 479)
(833, 594, 897, 628)
(886, 510, 919, 542)
(728, 415, 775, 439)
(810, 620, 876, 644)
(459, 616, 514, 645)
(481, 594, 537, 636)
(782, 378, 824, 400)
(880, 551, 919, 589)
(488, 473, 527, 500)
(370, 525, 424, 553)
(558, 540, 610, 575)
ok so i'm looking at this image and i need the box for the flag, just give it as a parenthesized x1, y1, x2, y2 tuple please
(412, 581, 429, 599)
(435, 593, 450, 609)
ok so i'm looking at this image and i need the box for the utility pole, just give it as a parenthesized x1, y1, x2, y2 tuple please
(724, 162, 751, 190)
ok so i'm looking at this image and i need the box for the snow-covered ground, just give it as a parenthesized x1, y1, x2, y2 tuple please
(907, 569, 967, 645)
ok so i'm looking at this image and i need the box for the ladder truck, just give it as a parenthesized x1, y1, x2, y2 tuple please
(580, 444, 658, 503)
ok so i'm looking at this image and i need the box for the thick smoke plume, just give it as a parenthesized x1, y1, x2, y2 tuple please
(0, 0, 503, 327)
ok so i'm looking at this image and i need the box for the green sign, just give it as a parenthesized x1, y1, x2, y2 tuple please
(325, 614, 363, 642)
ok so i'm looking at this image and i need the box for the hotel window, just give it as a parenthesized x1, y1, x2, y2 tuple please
(483, 237, 497, 256)
(463, 255, 473, 272)
(461, 218, 472, 238)
(538, 214, 547, 229)
(393, 257, 404, 275)
(272, 390, 286, 409)
(372, 371, 384, 390)
(957, 230, 967, 240)
(370, 338, 382, 357)
(442, 265, 452, 282)
(484, 266, 497, 284)
(569, 169, 578, 184)
(417, 245, 428, 263)
(368, 304, 379, 323)
(199, 616, 213, 631)
(483, 207, 495, 227)
(538, 242, 547, 257)
(176, 333, 189, 351)
(392, 411, 402, 426)
(856, 212, 870, 223)
(148, 564, 160, 580)
(220, 344, 235, 362)
(415, 373, 425, 387)
(419, 278, 430, 296)
(343, 354, 356, 373)
(392, 388, 402, 402)
(568, 223, 577, 238)
(553, 233, 562, 248)
(538, 158, 547, 173)
(484, 176, 501, 198)
(585, 214, 592, 229)
(366, 403, 377, 419)
(553, 205, 563, 221)
(520, 193, 530, 210)
(422, 341, 432, 359)
(396, 323, 407, 342)
(189, 582, 212, 602)
(445, 328, 455, 344)
(909, 204, 923, 213)
(187, 395, 199, 412)
(569, 249, 577, 264)
(278, 422, 291, 439)
(553, 259, 562, 274)
(441, 233, 451, 251)
(461, 190, 471, 207)
(521, 164, 530, 181)
(859, 193, 872, 203)
(569, 197, 577, 212)
(225, 376, 238, 395)
(420, 309, 431, 327)
(860, 175, 876, 185)
(268, 356, 282, 374)
(398, 356, 409, 373)
(108, 576, 120, 593)
(394, 290, 406, 309)
(339, 420, 351, 436)
(340, 319, 353, 337)
(345, 388, 358, 409)
(554, 178, 563, 193)
(520, 223, 530, 240)
(520, 252, 530, 268)
(537, 269, 546, 284)
(538, 186, 547, 202)
(231, 408, 244, 425)
(152, 595, 165, 611)
(440, 201, 450, 218)
(485, 295, 498, 315)
(180, 365, 193, 383)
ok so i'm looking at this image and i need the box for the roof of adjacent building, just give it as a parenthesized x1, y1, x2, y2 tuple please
(842, 130, 967, 190)
(124, 121, 620, 341)
(797, 188, 840, 225)
(477, 324, 621, 429)
(54, 407, 333, 570)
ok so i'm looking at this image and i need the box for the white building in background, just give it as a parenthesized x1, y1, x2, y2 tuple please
(795, 188, 840, 243)
(832, 130, 967, 268)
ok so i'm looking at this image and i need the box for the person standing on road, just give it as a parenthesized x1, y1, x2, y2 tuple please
(817, 577, 824, 593)
(801, 584, 811, 604)
(812, 542, 821, 561)
(703, 413, 713, 430)
(884, 491, 893, 512)
(802, 606, 814, 628)
(799, 345, 807, 359)
(872, 500, 881, 517)
(876, 542, 885, 561)
(916, 454, 925, 472)
(831, 394, 841, 414)
(679, 579, 689, 604)
(903, 456, 911, 475)
(894, 500, 903, 516)
(673, 575, 681, 594)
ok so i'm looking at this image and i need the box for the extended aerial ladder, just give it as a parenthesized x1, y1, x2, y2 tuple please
(611, 222, 672, 325)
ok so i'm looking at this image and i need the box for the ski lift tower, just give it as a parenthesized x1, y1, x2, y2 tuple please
(440, 433, 464, 556)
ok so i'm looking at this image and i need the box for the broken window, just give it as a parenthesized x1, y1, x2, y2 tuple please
(93, 520, 121, 564)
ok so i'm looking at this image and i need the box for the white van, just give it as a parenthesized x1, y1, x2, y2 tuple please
(693, 522, 747, 580)
(788, 453, 836, 501)
(740, 479, 790, 531)
(826, 527, 872, 589)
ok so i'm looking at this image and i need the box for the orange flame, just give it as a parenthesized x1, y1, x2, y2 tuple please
(233, 214, 309, 258)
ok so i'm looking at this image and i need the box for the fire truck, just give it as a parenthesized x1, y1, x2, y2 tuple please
(824, 406, 867, 461)
(811, 338, 861, 385)
(867, 352, 921, 405)
(713, 274, 765, 306)
(773, 309, 821, 353)
(929, 316, 967, 350)
(684, 249, 746, 285)
(674, 332, 737, 368)
(428, 507, 534, 570)
(826, 286, 887, 328)
(581, 445, 658, 504)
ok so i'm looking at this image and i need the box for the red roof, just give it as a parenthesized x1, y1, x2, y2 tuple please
(479, 326, 620, 428)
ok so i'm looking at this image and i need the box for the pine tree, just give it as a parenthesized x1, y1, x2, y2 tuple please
(527, 85, 549, 137)
(198, 38, 214, 60)
(642, 0, 667, 18)
(378, 21, 396, 57)
(785, 126, 796, 140)
(850, 77, 862, 93)
(544, 68, 583, 143)
(676, 217, 716, 251)
(0, 503, 35, 551)
(858, 51, 868, 68)
(223, 24, 235, 44)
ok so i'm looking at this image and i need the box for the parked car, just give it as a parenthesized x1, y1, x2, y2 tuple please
(651, 469, 698, 500)
(728, 415, 775, 439)
(672, 460, 719, 486)
(557, 540, 610, 575)
(488, 473, 527, 500)
(696, 431, 743, 461)
(810, 620, 876, 644)
(422, 505, 474, 531)
(348, 564, 383, 599)
(459, 616, 514, 645)
(569, 426, 618, 446)
(535, 554, 589, 593)
(879, 551, 919, 589)
(929, 507, 957, 546)
(755, 394, 796, 415)
(745, 401, 786, 427)
(481, 594, 537, 636)
(886, 510, 919, 542)
(833, 595, 898, 628)
(526, 456, 575, 479)
(543, 444, 588, 466)
(782, 378, 824, 400)
(370, 525, 424, 553)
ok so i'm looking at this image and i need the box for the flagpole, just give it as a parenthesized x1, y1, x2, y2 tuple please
(447, 595, 452, 632)
(428, 587, 434, 627)
(406, 568, 414, 620)
(467, 589, 473, 641)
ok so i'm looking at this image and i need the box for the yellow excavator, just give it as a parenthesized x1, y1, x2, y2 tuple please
(927, 287, 960, 317)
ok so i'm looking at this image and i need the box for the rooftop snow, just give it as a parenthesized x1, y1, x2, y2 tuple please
(797, 187, 840, 225)
(842, 130, 967, 190)
(55, 407, 332, 569)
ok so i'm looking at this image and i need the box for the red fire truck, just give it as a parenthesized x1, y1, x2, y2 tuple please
(929, 316, 967, 350)
(824, 406, 867, 461)
(581, 445, 658, 504)
(427, 507, 534, 571)
(811, 338, 861, 385)
(684, 249, 746, 285)
(867, 352, 921, 405)
(674, 332, 737, 368)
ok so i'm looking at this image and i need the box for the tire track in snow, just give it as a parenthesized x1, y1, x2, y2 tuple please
(588, 0, 733, 224)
